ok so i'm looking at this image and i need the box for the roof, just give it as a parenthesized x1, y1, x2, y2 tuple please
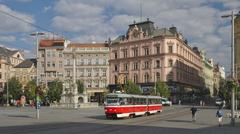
(14, 58, 37, 68)
(39, 39, 65, 47)
(127, 19, 155, 36)
(67, 43, 108, 48)
(0, 46, 19, 57)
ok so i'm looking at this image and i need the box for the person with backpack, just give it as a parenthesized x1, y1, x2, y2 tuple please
(190, 106, 197, 122)
(216, 108, 224, 127)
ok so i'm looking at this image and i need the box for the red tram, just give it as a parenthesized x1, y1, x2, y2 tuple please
(104, 93, 162, 119)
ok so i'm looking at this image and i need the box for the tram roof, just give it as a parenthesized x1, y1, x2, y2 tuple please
(106, 93, 161, 99)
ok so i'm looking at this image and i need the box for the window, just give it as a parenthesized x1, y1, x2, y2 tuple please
(114, 52, 118, 59)
(134, 74, 138, 83)
(168, 45, 173, 53)
(103, 59, 107, 65)
(87, 81, 92, 87)
(123, 49, 128, 58)
(66, 59, 71, 65)
(115, 75, 118, 84)
(144, 61, 149, 69)
(59, 51, 63, 57)
(133, 48, 138, 57)
(67, 70, 70, 77)
(133, 62, 138, 70)
(41, 52, 45, 57)
(156, 60, 160, 68)
(52, 61, 55, 67)
(144, 47, 149, 56)
(88, 59, 91, 65)
(87, 69, 91, 77)
(114, 65, 118, 71)
(96, 59, 99, 65)
(102, 69, 106, 76)
(156, 46, 160, 54)
(144, 73, 149, 83)
(168, 59, 173, 67)
(156, 72, 160, 81)
(47, 51, 51, 57)
(124, 63, 128, 71)
(80, 59, 84, 65)
(0, 64, 1, 69)
(47, 61, 51, 67)
(0, 73, 1, 79)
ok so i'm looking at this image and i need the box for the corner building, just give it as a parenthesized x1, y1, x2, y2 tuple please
(109, 19, 204, 101)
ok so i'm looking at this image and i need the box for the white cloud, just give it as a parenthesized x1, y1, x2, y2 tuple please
(50, 0, 239, 72)
(16, 0, 32, 2)
(43, 6, 51, 12)
(0, 35, 16, 42)
(0, 4, 35, 33)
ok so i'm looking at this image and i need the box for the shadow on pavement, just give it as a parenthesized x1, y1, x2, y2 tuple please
(0, 121, 239, 134)
(166, 119, 193, 123)
(7, 115, 33, 119)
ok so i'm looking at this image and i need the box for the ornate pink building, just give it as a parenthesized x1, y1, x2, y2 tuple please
(109, 19, 204, 101)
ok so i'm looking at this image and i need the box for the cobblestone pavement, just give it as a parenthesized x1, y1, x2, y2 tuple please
(0, 105, 239, 134)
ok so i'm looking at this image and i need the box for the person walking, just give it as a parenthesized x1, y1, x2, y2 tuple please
(190, 106, 197, 122)
(216, 108, 224, 127)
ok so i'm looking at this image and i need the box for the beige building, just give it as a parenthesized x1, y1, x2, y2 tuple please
(235, 16, 240, 80)
(109, 19, 204, 102)
(38, 39, 69, 85)
(63, 43, 109, 103)
(201, 53, 214, 96)
(13, 59, 37, 89)
(213, 64, 225, 96)
(0, 46, 24, 92)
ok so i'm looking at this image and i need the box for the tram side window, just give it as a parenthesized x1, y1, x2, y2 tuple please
(119, 98, 128, 105)
(127, 98, 133, 105)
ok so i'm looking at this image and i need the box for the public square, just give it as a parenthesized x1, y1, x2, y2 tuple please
(0, 105, 239, 134)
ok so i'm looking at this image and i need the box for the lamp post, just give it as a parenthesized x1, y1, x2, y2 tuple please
(221, 10, 240, 126)
(30, 32, 45, 119)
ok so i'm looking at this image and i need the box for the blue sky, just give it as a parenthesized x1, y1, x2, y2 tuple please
(0, 0, 240, 74)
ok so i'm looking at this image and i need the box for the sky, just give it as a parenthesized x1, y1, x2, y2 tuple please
(0, 0, 240, 74)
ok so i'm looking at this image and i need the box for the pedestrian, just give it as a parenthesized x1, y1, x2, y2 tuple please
(200, 100, 202, 106)
(190, 106, 197, 122)
(178, 99, 181, 105)
(216, 108, 224, 127)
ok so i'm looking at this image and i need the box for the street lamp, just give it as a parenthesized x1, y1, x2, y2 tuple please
(221, 10, 240, 126)
(30, 32, 45, 119)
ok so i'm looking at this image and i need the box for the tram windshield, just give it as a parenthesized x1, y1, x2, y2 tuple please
(106, 97, 119, 105)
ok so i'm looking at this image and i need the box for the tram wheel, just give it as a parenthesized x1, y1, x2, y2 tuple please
(129, 114, 135, 119)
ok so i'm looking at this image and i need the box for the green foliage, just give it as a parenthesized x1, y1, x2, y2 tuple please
(77, 80, 84, 94)
(4, 77, 22, 100)
(156, 81, 170, 97)
(47, 80, 63, 102)
(124, 80, 141, 95)
(24, 80, 37, 101)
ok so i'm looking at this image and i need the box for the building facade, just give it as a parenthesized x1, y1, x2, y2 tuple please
(109, 19, 204, 102)
(63, 43, 109, 103)
(0, 46, 24, 92)
(13, 59, 37, 89)
(213, 64, 225, 96)
(38, 39, 69, 85)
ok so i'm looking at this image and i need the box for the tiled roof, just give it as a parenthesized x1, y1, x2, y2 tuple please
(67, 43, 108, 48)
(39, 39, 65, 47)
(14, 58, 36, 68)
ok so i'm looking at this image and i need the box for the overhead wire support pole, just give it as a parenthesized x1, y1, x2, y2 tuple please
(221, 10, 240, 126)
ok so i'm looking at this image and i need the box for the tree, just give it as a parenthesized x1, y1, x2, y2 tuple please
(4, 77, 22, 100)
(124, 80, 141, 95)
(24, 80, 37, 101)
(47, 80, 63, 103)
(156, 81, 170, 98)
(77, 80, 84, 94)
